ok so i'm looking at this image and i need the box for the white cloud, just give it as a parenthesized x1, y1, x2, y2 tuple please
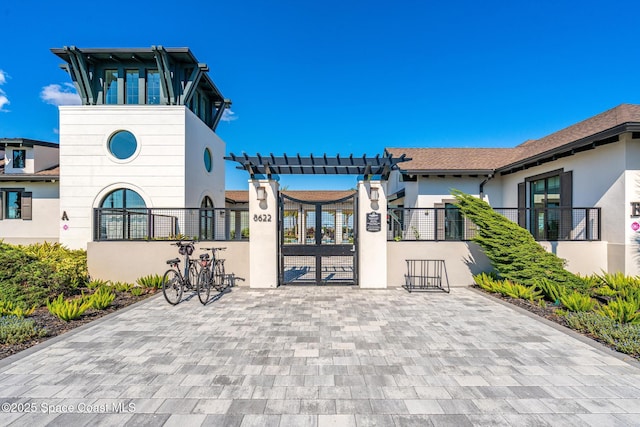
(0, 69, 9, 112)
(221, 108, 238, 122)
(40, 83, 81, 106)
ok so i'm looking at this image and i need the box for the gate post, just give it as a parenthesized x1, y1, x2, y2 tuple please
(249, 179, 279, 288)
(357, 180, 387, 288)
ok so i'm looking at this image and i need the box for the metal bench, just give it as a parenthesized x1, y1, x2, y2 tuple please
(403, 259, 450, 293)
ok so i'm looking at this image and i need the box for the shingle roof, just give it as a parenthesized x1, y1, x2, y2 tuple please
(515, 103, 640, 158)
(387, 104, 640, 174)
(385, 147, 522, 173)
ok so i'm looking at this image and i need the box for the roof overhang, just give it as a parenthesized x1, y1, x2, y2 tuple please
(498, 122, 640, 176)
(0, 175, 59, 182)
(400, 169, 495, 176)
(0, 138, 59, 149)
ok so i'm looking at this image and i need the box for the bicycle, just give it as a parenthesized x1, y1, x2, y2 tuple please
(197, 247, 227, 304)
(162, 241, 200, 305)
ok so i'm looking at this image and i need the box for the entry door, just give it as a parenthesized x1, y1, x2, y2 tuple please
(280, 193, 357, 285)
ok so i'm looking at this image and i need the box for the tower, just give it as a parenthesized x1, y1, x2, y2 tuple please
(51, 46, 230, 249)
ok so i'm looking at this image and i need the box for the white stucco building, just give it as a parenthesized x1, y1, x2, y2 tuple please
(0, 138, 60, 244)
(4, 45, 640, 283)
(386, 104, 640, 276)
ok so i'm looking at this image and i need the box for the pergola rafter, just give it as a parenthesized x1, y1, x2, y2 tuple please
(224, 152, 410, 180)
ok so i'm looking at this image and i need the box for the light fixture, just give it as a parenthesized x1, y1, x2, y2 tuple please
(256, 186, 267, 201)
(369, 187, 379, 201)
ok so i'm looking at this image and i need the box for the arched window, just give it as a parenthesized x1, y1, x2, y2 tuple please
(200, 196, 214, 240)
(98, 188, 147, 240)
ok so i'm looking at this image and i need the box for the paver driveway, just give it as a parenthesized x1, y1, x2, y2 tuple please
(1, 286, 639, 427)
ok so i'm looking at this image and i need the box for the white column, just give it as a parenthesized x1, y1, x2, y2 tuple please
(249, 179, 279, 288)
(357, 180, 387, 288)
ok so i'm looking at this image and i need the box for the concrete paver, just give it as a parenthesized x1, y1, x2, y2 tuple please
(0, 286, 639, 426)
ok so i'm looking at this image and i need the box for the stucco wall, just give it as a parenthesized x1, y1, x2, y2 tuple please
(184, 109, 225, 209)
(87, 241, 250, 285)
(387, 241, 492, 287)
(0, 182, 59, 243)
(387, 240, 609, 287)
(59, 106, 192, 249)
(499, 139, 627, 245)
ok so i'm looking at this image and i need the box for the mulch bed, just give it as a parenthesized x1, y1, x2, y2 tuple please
(0, 291, 157, 361)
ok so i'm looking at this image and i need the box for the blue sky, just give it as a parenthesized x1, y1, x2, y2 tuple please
(2, 1, 640, 190)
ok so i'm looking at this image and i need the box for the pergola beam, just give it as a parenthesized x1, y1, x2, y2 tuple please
(225, 152, 411, 180)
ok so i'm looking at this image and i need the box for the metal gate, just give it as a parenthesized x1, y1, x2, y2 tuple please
(279, 193, 357, 285)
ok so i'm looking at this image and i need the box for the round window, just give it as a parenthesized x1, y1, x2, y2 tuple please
(108, 131, 138, 160)
(204, 147, 212, 172)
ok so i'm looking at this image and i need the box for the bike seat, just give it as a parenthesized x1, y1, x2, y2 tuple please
(199, 253, 210, 260)
(166, 258, 180, 265)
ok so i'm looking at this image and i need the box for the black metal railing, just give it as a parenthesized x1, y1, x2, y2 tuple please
(387, 207, 601, 242)
(93, 208, 249, 241)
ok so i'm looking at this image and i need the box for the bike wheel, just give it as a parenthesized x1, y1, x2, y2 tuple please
(214, 260, 226, 291)
(162, 269, 183, 305)
(197, 267, 211, 305)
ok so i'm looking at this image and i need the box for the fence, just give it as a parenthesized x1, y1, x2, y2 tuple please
(94, 208, 249, 241)
(387, 207, 601, 242)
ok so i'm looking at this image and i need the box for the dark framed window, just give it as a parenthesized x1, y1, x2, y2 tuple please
(12, 150, 26, 169)
(104, 70, 118, 104)
(125, 69, 139, 104)
(146, 70, 160, 104)
(108, 130, 138, 160)
(521, 169, 573, 240)
(0, 189, 31, 220)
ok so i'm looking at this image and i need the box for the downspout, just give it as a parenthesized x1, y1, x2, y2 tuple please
(479, 173, 495, 201)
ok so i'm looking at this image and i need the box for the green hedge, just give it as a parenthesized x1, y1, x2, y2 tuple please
(0, 242, 88, 307)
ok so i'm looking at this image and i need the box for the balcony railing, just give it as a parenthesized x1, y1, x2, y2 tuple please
(387, 207, 601, 242)
(93, 208, 249, 241)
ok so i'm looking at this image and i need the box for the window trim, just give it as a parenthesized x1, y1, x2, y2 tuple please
(106, 130, 140, 163)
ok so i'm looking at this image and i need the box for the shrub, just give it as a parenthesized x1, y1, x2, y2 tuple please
(0, 242, 88, 307)
(533, 278, 566, 304)
(87, 287, 116, 310)
(46, 294, 92, 322)
(473, 273, 541, 301)
(136, 274, 164, 289)
(130, 287, 145, 297)
(597, 298, 640, 324)
(452, 190, 588, 291)
(596, 271, 640, 291)
(565, 312, 640, 358)
(499, 280, 542, 302)
(0, 315, 47, 345)
(473, 272, 501, 292)
(87, 279, 110, 290)
(112, 282, 133, 292)
(560, 291, 597, 312)
(0, 300, 36, 318)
